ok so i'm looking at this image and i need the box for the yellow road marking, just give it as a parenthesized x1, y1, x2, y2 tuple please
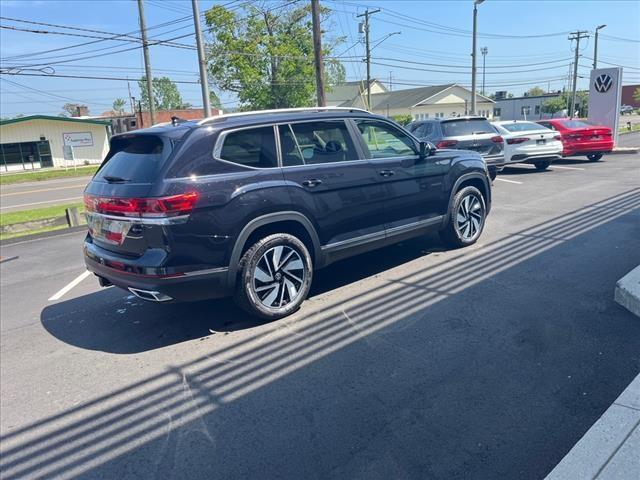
(0, 184, 87, 197)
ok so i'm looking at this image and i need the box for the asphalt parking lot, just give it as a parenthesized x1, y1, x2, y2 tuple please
(1, 153, 639, 479)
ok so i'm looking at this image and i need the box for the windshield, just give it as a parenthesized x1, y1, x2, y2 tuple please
(95, 135, 170, 183)
(500, 122, 549, 132)
(442, 118, 494, 136)
(559, 119, 594, 129)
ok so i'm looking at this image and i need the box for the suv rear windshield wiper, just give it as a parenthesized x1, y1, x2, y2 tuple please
(102, 175, 130, 183)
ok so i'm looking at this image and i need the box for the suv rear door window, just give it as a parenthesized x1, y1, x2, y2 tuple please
(355, 120, 417, 158)
(441, 118, 494, 137)
(219, 126, 278, 168)
(279, 120, 358, 166)
(95, 134, 169, 183)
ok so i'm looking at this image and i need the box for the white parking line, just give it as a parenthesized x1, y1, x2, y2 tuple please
(48, 270, 92, 301)
(550, 165, 585, 171)
(495, 178, 523, 184)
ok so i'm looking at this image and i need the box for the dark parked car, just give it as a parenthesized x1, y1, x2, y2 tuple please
(407, 116, 505, 180)
(84, 108, 492, 319)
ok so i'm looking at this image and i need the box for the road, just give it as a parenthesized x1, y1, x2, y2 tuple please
(1, 155, 639, 479)
(0, 176, 91, 212)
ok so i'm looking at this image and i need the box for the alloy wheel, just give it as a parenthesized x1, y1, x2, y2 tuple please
(456, 194, 484, 241)
(252, 245, 305, 309)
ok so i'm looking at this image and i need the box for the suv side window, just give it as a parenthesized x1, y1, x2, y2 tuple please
(219, 126, 278, 168)
(355, 120, 417, 159)
(413, 122, 434, 138)
(279, 120, 358, 166)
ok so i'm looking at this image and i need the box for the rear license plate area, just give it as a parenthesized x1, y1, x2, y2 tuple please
(88, 215, 132, 246)
(536, 139, 546, 145)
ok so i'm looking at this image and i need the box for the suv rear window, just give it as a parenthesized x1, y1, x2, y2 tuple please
(95, 135, 169, 183)
(441, 119, 494, 137)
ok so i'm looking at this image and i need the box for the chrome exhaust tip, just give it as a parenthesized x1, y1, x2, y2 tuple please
(128, 287, 173, 302)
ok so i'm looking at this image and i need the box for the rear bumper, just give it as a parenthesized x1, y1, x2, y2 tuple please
(483, 154, 506, 168)
(508, 153, 561, 164)
(84, 239, 232, 302)
(562, 141, 614, 156)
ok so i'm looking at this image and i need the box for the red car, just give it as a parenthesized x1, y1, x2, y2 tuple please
(537, 119, 613, 161)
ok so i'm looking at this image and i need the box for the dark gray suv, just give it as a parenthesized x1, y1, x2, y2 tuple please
(407, 116, 505, 180)
(83, 108, 492, 319)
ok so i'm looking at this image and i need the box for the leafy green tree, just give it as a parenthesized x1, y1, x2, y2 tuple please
(633, 87, 640, 104)
(209, 89, 222, 109)
(204, 2, 345, 110)
(60, 103, 81, 117)
(138, 76, 189, 110)
(112, 98, 127, 114)
(526, 86, 546, 96)
(541, 96, 566, 114)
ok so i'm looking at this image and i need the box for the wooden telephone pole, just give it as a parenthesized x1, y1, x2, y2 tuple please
(311, 0, 326, 107)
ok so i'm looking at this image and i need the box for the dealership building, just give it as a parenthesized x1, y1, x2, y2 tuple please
(0, 115, 111, 172)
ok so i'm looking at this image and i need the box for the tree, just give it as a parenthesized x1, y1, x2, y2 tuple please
(634, 87, 640, 104)
(541, 96, 566, 115)
(204, 2, 345, 110)
(138, 76, 189, 110)
(209, 89, 222, 109)
(391, 114, 412, 126)
(112, 98, 127, 114)
(60, 103, 82, 117)
(526, 86, 546, 96)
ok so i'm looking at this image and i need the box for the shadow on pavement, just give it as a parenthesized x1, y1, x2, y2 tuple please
(1, 188, 638, 480)
(40, 233, 443, 354)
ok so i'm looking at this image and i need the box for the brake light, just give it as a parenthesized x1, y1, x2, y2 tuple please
(84, 192, 199, 218)
(506, 137, 529, 145)
(436, 140, 459, 148)
(553, 134, 562, 141)
(491, 136, 504, 144)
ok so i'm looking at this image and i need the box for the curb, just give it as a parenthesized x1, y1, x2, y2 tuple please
(615, 266, 640, 318)
(611, 148, 639, 154)
(0, 225, 87, 247)
(545, 374, 640, 479)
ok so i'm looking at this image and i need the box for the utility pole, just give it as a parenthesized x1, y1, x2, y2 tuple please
(568, 30, 589, 118)
(593, 24, 606, 70)
(480, 46, 488, 95)
(127, 78, 134, 114)
(137, 0, 156, 125)
(357, 8, 380, 111)
(311, 0, 326, 107)
(471, 0, 484, 115)
(192, 0, 211, 117)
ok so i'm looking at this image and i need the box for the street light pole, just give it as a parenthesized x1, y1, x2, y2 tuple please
(357, 8, 380, 111)
(593, 24, 606, 70)
(192, 0, 211, 117)
(481, 46, 488, 96)
(470, 0, 484, 115)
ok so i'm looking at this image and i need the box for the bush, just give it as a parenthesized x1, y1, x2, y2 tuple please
(391, 114, 413, 126)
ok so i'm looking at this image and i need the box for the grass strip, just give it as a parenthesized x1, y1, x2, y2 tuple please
(0, 166, 99, 185)
(0, 202, 84, 227)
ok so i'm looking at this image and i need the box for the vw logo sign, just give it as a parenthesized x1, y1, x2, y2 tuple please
(594, 74, 613, 93)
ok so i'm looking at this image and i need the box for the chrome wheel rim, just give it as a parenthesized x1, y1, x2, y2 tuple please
(456, 194, 484, 241)
(252, 245, 305, 309)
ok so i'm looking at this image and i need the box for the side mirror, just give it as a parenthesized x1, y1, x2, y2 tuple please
(419, 141, 437, 158)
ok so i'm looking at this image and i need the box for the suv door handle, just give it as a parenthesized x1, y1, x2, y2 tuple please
(379, 169, 395, 177)
(302, 179, 323, 188)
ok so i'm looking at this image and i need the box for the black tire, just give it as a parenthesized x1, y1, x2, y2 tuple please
(440, 186, 487, 249)
(488, 168, 497, 181)
(233, 233, 313, 320)
(534, 160, 551, 171)
(587, 153, 603, 162)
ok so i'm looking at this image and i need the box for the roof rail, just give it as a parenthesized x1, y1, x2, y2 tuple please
(197, 106, 370, 125)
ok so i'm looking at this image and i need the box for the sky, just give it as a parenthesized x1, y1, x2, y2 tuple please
(0, 0, 639, 118)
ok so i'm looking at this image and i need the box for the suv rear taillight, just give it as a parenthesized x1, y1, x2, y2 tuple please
(436, 140, 459, 148)
(506, 137, 529, 145)
(84, 192, 199, 218)
(491, 136, 504, 144)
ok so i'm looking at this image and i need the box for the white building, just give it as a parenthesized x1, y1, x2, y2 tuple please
(0, 115, 111, 172)
(327, 82, 495, 119)
(493, 93, 565, 120)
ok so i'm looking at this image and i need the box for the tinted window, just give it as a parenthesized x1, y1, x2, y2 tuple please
(441, 118, 494, 137)
(412, 122, 434, 138)
(96, 135, 168, 183)
(219, 126, 277, 168)
(538, 122, 555, 130)
(501, 122, 549, 132)
(559, 119, 594, 129)
(355, 120, 416, 159)
(279, 121, 358, 166)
